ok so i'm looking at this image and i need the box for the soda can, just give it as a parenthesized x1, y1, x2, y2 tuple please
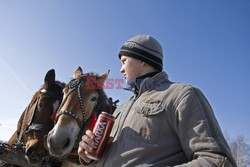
(85, 112, 115, 160)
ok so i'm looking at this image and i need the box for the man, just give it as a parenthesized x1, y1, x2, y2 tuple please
(78, 35, 236, 166)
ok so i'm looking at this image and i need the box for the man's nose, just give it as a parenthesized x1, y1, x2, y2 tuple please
(120, 66, 124, 73)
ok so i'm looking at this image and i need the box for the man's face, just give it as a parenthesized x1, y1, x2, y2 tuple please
(120, 55, 144, 84)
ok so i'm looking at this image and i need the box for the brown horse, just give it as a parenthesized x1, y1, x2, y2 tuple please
(46, 67, 113, 166)
(4, 69, 65, 166)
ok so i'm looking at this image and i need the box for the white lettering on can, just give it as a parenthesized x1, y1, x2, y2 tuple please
(93, 121, 107, 149)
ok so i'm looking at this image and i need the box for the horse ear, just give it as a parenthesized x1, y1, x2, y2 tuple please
(73, 66, 83, 79)
(45, 69, 55, 86)
(100, 70, 110, 82)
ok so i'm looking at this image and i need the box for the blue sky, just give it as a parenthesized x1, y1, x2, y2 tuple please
(0, 1, 249, 143)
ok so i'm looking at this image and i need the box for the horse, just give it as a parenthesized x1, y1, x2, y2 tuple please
(46, 67, 114, 166)
(2, 69, 65, 167)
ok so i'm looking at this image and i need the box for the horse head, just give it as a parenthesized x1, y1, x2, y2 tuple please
(47, 66, 111, 159)
(9, 69, 65, 164)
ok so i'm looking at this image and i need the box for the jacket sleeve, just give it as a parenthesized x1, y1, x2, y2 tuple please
(171, 86, 236, 167)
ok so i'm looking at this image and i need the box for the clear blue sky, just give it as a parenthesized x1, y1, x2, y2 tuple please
(0, 1, 249, 143)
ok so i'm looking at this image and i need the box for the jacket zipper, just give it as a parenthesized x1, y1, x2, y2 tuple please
(116, 77, 148, 137)
(116, 95, 138, 138)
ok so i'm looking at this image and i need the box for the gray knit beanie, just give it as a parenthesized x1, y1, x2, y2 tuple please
(118, 34, 163, 71)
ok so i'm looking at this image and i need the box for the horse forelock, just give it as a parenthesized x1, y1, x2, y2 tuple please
(72, 72, 100, 80)
(86, 72, 100, 77)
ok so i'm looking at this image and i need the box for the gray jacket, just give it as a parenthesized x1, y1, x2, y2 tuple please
(89, 71, 236, 167)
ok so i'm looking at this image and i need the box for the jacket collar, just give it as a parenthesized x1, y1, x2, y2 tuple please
(124, 71, 169, 96)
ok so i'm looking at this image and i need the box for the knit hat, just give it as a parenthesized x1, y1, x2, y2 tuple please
(118, 34, 163, 71)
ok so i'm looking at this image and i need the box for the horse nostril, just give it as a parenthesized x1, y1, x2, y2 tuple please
(63, 137, 70, 149)
(26, 146, 35, 155)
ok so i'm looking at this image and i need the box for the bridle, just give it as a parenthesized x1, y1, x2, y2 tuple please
(18, 88, 62, 142)
(55, 78, 90, 129)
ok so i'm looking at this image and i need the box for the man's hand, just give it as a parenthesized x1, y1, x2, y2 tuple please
(78, 130, 95, 163)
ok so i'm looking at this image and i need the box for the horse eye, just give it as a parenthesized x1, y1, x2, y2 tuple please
(90, 97, 97, 102)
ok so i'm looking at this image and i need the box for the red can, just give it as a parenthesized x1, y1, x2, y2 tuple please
(85, 112, 115, 160)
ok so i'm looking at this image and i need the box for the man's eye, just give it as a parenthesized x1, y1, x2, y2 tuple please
(122, 59, 126, 64)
